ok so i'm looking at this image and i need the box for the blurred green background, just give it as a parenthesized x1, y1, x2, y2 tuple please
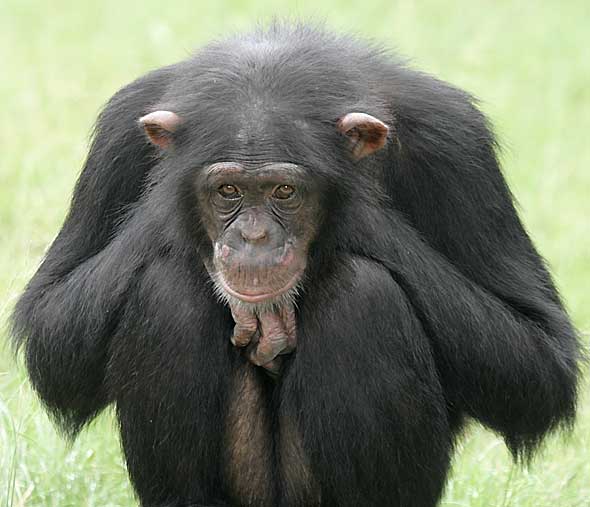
(1, 1, 588, 506)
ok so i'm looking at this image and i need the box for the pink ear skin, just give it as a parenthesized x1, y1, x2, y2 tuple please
(138, 110, 182, 149)
(336, 112, 390, 160)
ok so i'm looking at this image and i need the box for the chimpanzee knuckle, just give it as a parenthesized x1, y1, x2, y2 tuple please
(237, 323, 262, 345)
(246, 352, 260, 366)
(242, 320, 259, 334)
(256, 340, 275, 360)
(251, 335, 287, 365)
(231, 331, 251, 348)
(269, 331, 288, 345)
(248, 346, 268, 367)
(261, 332, 288, 356)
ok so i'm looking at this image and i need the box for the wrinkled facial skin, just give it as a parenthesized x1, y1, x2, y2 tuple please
(197, 162, 321, 309)
(196, 162, 321, 375)
(199, 162, 319, 309)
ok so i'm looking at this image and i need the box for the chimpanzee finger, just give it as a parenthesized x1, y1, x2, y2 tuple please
(248, 330, 288, 366)
(279, 304, 297, 354)
(231, 322, 258, 348)
(248, 311, 289, 365)
(230, 305, 259, 347)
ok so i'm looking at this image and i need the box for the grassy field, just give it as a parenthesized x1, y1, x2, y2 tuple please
(1, 0, 589, 505)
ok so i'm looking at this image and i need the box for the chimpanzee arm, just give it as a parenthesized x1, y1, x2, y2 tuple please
(356, 208, 580, 459)
(10, 67, 174, 435)
(281, 256, 451, 507)
(359, 77, 582, 457)
(11, 222, 147, 436)
(388, 75, 566, 317)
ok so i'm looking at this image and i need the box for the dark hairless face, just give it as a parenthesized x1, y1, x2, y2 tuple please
(197, 162, 321, 307)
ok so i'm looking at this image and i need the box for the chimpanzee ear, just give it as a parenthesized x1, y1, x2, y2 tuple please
(336, 112, 390, 160)
(138, 110, 182, 149)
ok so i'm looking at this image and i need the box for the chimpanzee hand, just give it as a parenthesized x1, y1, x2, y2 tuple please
(230, 303, 297, 375)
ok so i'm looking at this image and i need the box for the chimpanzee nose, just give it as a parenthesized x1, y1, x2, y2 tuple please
(238, 210, 270, 244)
(240, 227, 268, 243)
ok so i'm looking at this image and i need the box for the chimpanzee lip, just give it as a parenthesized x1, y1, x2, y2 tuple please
(219, 271, 302, 303)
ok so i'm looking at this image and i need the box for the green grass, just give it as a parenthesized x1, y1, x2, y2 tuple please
(1, 1, 589, 505)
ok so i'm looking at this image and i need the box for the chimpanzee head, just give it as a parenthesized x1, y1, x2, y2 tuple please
(138, 109, 389, 310)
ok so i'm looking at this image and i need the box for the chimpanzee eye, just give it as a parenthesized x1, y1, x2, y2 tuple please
(272, 185, 296, 200)
(218, 184, 242, 200)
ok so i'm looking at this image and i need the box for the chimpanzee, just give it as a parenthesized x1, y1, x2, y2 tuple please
(11, 23, 581, 507)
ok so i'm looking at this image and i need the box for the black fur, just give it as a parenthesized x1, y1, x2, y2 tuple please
(11, 23, 580, 507)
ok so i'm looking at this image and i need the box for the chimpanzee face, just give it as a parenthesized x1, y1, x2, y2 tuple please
(195, 162, 322, 308)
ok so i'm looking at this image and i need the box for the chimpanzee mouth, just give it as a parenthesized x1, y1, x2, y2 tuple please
(217, 270, 302, 304)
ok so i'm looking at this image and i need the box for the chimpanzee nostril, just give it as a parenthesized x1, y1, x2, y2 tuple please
(240, 228, 267, 243)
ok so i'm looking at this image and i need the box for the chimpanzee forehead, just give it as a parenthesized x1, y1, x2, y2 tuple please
(177, 98, 335, 166)
(205, 161, 306, 176)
